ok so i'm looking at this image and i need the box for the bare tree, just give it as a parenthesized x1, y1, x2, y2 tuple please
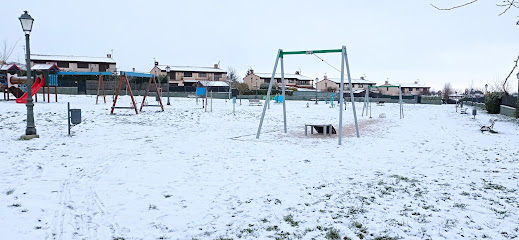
(442, 82, 454, 100)
(0, 39, 20, 64)
(491, 77, 513, 93)
(431, 0, 518, 17)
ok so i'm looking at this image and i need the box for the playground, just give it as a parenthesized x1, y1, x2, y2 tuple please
(1, 94, 519, 239)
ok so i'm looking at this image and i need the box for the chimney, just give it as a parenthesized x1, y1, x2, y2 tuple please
(214, 64, 219, 69)
(295, 71, 300, 75)
(132, 68, 135, 72)
(155, 61, 159, 66)
(250, 69, 254, 74)
(385, 80, 389, 85)
(414, 81, 418, 84)
(360, 76, 365, 80)
(324, 75, 328, 80)
(107, 54, 112, 58)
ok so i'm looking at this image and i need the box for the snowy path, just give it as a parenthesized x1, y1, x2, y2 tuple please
(1, 95, 519, 239)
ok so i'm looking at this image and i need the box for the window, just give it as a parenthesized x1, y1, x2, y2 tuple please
(57, 61, 69, 68)
(77, 62, 89, 68)
(359, 84, 363, 88)
(288, 79, 295, 83)
(184, 72, 192, 77)
(214, 73, 222, 80)
(198, 72, 207, 78)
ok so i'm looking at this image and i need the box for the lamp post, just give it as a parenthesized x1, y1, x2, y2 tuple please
(165, 66, 171, 105)
(315, 78, 318, 104)
(19, 11, 37, 139)
(485, 83, 488, 95)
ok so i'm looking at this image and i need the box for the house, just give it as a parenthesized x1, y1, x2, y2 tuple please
(150, 63, 227, 87)
(315, 75, 376, 93)
(378, 81, 430, 96)
(30, 54, 116, 72)
(243, 69, 314, 90)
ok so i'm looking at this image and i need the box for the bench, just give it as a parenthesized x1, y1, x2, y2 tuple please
(377, 101, 385, 106)
(481, 119, 497, 133)
(460, 108, 468, 114)
(305, 124, 336, 136)
(249, 99, 262, 106)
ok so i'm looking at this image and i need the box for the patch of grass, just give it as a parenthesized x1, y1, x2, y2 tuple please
(460, 191, 470, 196)
(21, 209, 28, 213)
(240, 228, 254, 234)
(325, 227, 341, 240)
(453, 203, 467, 209)
(373, 236, 400, 240)
(215, 237, 233, 240)
(483, 181, 506, 191)
(163, 194, 172, 198)
(158, 236, 170, 239)
(9, 203, 21, 208)
(6, 188, 15, 195)
(283, 214, 299, 227)
(34, 226, 42, 230)
(148, 204, 158, 210)
(113, 237, 125, 240)
(261, 218, 269, 223)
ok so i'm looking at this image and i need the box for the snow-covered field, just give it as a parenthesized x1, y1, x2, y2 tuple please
(1, 94, 519, 240)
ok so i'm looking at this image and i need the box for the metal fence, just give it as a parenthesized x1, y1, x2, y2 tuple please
(502, 95, 517, 108)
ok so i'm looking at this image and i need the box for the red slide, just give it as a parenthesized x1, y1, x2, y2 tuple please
(16, 77, 44, 104)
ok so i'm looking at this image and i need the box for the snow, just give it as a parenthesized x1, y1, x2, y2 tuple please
(1, 95, 519, 240)
(30, 54, 116, 64)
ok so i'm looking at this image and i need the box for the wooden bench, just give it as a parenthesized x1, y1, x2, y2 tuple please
(481, 119, 497, 133)
(305, 124, 336, 136)
(376, 101, 385, 106)
(249, 99, 262, 106)
(460, 108, 468, 114)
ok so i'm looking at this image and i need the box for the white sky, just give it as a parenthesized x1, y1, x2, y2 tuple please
(1, 0, 518, 92)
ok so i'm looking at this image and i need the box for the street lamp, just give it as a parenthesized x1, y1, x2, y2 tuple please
(485, 83, 488, 95)
(315, 78, 318, 104)
(19, 10, 37, 139)
(165, 65, 171, 105)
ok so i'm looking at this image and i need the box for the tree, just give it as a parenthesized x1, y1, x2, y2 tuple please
(0, 39, 19, 63)
(226, 67, 240, 88)
(442, 82, 453, 100)
(235, 82, 249, 94)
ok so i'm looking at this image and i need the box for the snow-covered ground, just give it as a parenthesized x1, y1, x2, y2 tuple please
(1, 95, 519, 240)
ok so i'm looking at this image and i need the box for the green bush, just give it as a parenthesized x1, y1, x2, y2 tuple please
(485, 93, 502, 114)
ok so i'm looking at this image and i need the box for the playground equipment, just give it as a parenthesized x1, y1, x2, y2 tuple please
(111, 71, 140, 114)
(57, 71, 113, 104)
(256, 46, 360, 145)
(362, 85, 404, 119)
(32, 64, 59, 103)
(1, 64, 22, 100)
(274, 94, 284, 103)
(140, 74, 164, 112)
(2, 63, 60, 103)
(14, 74, 44, 103)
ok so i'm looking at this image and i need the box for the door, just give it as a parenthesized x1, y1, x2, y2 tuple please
(77, 80, 87, 94)
(99, 63, 108, 72)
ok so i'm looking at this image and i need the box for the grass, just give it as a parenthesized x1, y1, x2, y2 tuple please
(148, 204, 158, 210)
(163, 194, 172, 198)
(453, 203, 467, 209)
(5, 188, 15, 195)
(283, 214, 299, 227)
(325, 227, 341, 240)
(9, 203, 21, 208)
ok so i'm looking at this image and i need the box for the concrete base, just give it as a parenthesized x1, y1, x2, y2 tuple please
(20, 134, 40, 140)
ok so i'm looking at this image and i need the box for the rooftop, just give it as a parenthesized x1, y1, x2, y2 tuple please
(31, 54, 116, 64)
(155, 65, 227, 73)
(252, 73, 314, 81)
(325, 77, 376, 84)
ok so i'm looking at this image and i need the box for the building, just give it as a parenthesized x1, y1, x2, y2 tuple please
(150, 63, 227, 87)
(378, 81, 430, 96)
(30, 54, 116, 72)
(315, 75, 376, 93)
(243, 69, 314, 90)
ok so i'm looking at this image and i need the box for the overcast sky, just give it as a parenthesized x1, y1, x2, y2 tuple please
(1, 0, 518, 92)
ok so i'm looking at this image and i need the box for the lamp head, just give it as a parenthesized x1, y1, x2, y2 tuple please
(19, 11, 34, 35)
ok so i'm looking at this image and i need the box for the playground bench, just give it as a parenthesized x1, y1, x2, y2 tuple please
(460, 108, 468, 114)
(377, 101, 385, 106)
(481, 119, 497, 133)
(249, 99, 262, 106)
(305, 124, 336, 136)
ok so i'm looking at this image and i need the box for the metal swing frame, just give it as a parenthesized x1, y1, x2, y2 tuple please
(256, 46, 360, 145)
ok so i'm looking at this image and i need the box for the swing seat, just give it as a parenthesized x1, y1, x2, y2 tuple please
(377, 101, 385, 106)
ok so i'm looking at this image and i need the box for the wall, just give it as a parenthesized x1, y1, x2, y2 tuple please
(500, 105, 516, 118)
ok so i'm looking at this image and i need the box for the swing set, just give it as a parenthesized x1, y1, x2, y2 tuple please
(362, 85, 404, 119)
(110, 71, 164, 115)
(256, 46, 360, 145)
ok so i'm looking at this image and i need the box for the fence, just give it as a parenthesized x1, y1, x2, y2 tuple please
(502, 95, 517, 108)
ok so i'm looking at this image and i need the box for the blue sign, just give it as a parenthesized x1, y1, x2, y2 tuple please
(196, 87, 206, 96)
(233, 97, 236, 103)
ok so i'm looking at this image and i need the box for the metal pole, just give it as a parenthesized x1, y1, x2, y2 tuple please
(399, 86, 404, 119)
(339, 49, 345, 145)
(362, 88, 368, 116)
(67, 102, 70, 136)
(281, 56, 287, 133)
(344, 46, 360, 138)
(256, 49, 281, 139)
(24, 33, 37, 136)
(167, 74, 170, 105)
